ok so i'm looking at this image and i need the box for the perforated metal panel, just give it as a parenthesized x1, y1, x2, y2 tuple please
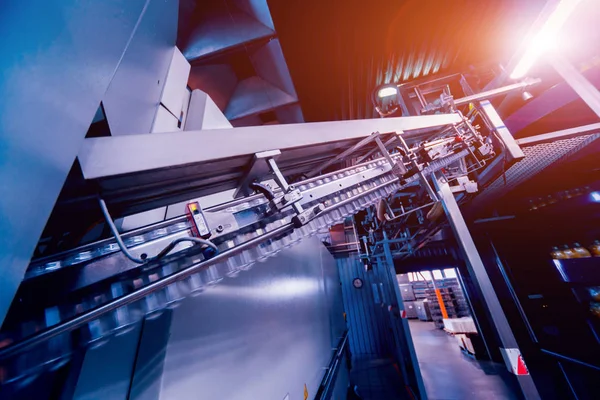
(472, 133, 600, 209)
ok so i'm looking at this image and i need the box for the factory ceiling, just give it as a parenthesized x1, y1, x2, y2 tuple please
(267, 0, 548, 122)
(178, 0, 600, 130)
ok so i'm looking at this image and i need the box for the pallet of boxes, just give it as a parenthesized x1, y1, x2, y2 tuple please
(443, 317, 486, 359)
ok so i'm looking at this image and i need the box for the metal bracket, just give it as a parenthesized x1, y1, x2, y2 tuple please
(375, 135, 408, 177)
(266, 158, 304, 215)
(271, 188, 303, 211)
(306, 132, 383, 178)
(354, 134, 401, 164)
(292, 204, 325, 228)
(233, 149, 282, 198)
(449, 176, 478, 193)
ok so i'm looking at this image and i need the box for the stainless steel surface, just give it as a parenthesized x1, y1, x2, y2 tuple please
(79, 113, 462, 179)
(129, 313, 173, 400)
(102, 0, 178, 136)
(515, 122, 600, 146)
(158, 237, 344, 400)
(0, 0, 147, 327)
(550, 54, 600, 119)
(72, 324, 142, 400)
(433, 175, 541, 399)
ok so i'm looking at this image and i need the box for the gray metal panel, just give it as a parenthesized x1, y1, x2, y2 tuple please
(158, 237, 341, 400)
(337, 256, 389, 357)
(159, 47, 190, 117)
(0, 0, 147, 327)
(224, 76, 297, 120)
(129, 313, 173, 400)
(72, 323, 143, 400)
(102, 0, 178, 136)
(231, 0, 275, 30)
(182, 2, 274, 61)
(184, 89, 233, 130)
(79, 113, 462, 179)
(252, 39, 298, 97)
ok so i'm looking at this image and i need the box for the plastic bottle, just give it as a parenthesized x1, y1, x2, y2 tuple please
(589, 240, 600, 257)
(561, 245, 577, 259)
(572, 243, 592, 258)
(550, 246, 567, 260)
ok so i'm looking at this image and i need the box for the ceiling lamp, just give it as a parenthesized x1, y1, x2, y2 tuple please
(377, 86, 399, 98)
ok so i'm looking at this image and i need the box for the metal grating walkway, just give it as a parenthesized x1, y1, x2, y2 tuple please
(472, 133, 600, 210)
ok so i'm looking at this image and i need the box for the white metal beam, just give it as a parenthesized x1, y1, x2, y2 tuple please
(79, 113, 461, 179)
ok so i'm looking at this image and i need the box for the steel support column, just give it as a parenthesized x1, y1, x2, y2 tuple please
(381, 232, 427, 400)
(433, 175, 541, 400)
(550, 55, 600, 119)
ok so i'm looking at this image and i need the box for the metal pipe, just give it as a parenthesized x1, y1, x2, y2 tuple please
(386, 202, 435, 222)
(515, 122, 600, 147)
(454, 78, 541, 107)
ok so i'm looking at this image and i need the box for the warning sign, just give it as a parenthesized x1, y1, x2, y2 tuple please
(304, 383, 309, 400)
(500, 348, 529, 375)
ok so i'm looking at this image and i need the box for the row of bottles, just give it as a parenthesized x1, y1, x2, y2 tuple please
(550, 241, 600, 259)
(528, 185, 593, 211)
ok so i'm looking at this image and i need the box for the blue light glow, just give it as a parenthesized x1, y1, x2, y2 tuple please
(591, 191, 600, 202)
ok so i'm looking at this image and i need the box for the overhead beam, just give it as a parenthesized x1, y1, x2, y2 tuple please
(79, 113, 461, 179)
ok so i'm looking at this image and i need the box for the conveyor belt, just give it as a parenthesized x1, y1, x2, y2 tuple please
(0, 147, 473, 386)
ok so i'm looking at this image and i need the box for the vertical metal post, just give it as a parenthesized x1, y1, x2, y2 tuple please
(381, 231, 428, 400)
(433, 174, 541, 399)
(550, 55, 600, 119)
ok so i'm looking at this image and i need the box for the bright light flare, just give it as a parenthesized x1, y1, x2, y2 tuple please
(377, 86, 398, 98)
(510, 0, 582, 79)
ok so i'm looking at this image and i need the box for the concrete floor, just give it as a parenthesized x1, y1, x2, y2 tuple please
(350, 357, 410, 400)
(408, 320, 521, 400)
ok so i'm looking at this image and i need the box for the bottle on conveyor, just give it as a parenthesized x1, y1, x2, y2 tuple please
(572, 242, 592, 258)
(561, 245, 577, 259)
(589, 240, 600, 257)
(550, 246, 567, 260)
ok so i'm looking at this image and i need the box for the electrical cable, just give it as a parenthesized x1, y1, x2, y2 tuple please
(98, 198, 218, 264)
(492, 130, 509, 186)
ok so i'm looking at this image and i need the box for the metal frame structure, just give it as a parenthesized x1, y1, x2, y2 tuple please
(433, 174, 541, 399)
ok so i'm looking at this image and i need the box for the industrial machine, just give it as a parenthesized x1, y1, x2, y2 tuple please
(2, 2, 600, 400)
(0, 59, 542, 397)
